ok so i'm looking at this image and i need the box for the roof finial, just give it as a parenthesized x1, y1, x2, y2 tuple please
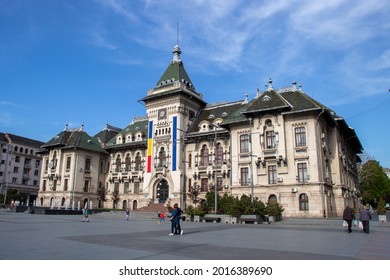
(242, 91, 249, 104)
(292, 80, 297, 90)
(172, 44, 181, 63)
(266, 78, 273, 91)
(64, 122, 69, 131)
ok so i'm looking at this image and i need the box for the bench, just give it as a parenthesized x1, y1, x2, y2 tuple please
(202, 214, 221, 223)
(240, 215, 263, 224)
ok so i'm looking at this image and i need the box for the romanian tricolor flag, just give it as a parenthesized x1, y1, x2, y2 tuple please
(147, 120, 153, 173)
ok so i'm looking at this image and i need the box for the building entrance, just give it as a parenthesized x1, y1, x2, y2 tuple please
(156, 179, 169, 203)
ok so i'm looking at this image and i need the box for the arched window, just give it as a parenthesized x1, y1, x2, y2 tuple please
(115, 155, 121, 172)
(200, 145, 209, 166)
(268, 194, 277, 204)
(135, 153, 142, 171)
(158, 147, 167, 167)
(299, 193, 309, 210)
(51, 151, 57, 170)
(125, 154, 131, 171)
(215, 143, 223, 165)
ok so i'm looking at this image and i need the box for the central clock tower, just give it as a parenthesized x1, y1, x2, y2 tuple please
(139, 44, 206, 207)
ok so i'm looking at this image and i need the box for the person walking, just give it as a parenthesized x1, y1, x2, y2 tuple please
(343, 205, 355, 233)
(159, 211, 165, 224)
(359, 204, 372, 234)
(125, 208, 130, 221)
(82, 205, 89, 222)
(169, 203, 183, 235)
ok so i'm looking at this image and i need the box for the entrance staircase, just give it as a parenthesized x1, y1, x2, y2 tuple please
(134, 203, 169, 214)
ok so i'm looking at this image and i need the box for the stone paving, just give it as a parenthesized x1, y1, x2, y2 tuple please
(1, 209, 390, 260)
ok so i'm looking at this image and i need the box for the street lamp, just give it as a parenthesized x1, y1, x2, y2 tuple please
(208, 115, 219, 213)
(2, 143, 13, 206)
(248, 118, 254, 206)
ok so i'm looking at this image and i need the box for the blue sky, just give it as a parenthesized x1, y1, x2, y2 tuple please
(0, 0, 389, 167)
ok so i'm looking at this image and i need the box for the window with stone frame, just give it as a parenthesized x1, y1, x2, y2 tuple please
(268, 165, 277, 184)
(201, 178, 208, 192)
(240, 134, 249, 153)
(66, 156, 71, 171)
(64, 178, 68, 191)
(125, 154, 131, 171)
(200, 145, 209, 166)
(115, 155, 121, 172)
(299, 193, 309, 210)
(297, 162, 308, 183)
(241, 167, 249, 186)
(85, 158, 91, 172)
(135, 153, 142, 171)
(83, 180, 89, 192)
(295, 127, 306, 147)
(158, 147, 167, 167)
(266, 131, 276, 149)
(215, 143, 223, 165)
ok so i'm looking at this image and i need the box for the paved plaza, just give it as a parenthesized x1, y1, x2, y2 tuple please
(1, 209, 390, 260)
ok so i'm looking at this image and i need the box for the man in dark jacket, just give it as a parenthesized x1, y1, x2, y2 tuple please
(343, 205, 355, 233)
(169, 203, 183, 236)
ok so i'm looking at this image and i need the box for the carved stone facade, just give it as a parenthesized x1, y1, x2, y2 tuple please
(37, 46, 363, 217)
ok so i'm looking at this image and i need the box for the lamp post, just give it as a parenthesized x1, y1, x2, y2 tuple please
(213, 124, 218, 213)
(248, 118, 254, 206)
(177, 128, 187, 210)
(2, 143, 12, 206)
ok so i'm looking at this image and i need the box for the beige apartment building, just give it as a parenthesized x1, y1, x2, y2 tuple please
(37, 45, 363, 217)
(0, 132, 44, 204)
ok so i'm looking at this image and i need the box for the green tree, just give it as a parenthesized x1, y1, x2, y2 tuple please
(359, 160, 390, 205)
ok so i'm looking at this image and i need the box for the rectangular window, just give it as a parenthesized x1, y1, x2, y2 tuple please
(114, 182, 119, 193)
(34, 170, 39, 176)
(45, 158, 49, 172)
(42, 180, 47, 191)
(84, 180, 90, 192)
(124, 182, 129, 193)
(295, 127, 306, 147)
(240, 134, 250, 153)
(53, 180, 57, 191)
(201, 178, 208, 192)
(268, 165, 277, 184)
(134, 182, 140, 194)
(64, 178, 69, 191)
(266, 131, 275, 149)
(85, 158, 91, 172)
(33, 180, 38, 186)
(241, 167, 249, 186)
(298, 163, 308, 183)
(66, 156, 71, 171)
(15, 156, 20, 163)
(13, 166, 19, 173)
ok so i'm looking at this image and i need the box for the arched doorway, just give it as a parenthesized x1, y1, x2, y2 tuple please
(156, 179, 169, 203)
(122, 200, 127, 210)
(133, 200, 138, 210)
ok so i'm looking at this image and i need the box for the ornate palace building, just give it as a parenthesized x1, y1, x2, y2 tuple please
(37, 45, 363, 218)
